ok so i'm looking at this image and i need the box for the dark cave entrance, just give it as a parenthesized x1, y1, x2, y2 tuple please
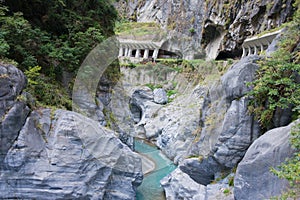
(130, 102, 142, 124)
(216, 49, 243, 60)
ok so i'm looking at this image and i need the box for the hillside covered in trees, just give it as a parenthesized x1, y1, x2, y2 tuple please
(0, 0, 118, 108)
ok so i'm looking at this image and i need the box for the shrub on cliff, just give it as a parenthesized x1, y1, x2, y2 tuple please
(247, 0, 300, 130)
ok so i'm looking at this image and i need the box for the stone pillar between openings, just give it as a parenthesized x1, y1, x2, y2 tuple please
(153, 49, 159, 59)
(242, 46, 246, 57)
(254, 46, 257, 55)
(118, 47, 123, 57)
(260, 43, 264, 54)
(128, 49, 132, 57)
(144, 49, 149, 59)
(135, 49, 141, 58)
(247, 46, 251, 56)
(124, 48, 129, 57)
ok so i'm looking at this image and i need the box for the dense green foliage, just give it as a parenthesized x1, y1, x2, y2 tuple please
(24, 66, 72, 109)
(247, 0, 300, 130)
(0, 0, 118, 108)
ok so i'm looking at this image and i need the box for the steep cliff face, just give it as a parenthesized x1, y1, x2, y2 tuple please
(114, 0, 295, 59)
(203, 0, 295, 59)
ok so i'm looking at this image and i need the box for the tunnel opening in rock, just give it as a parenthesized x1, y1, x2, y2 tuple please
(158, 49, 180, 59)
(159, 41, 183, 59)
(202, 23, 222, 47)
(202, 22, 225, 60)
(216, 49, 242, 60)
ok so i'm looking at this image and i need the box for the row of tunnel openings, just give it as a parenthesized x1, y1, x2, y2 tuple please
(119, 48, 180, 59)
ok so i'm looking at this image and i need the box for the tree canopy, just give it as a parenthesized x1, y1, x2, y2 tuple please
(0, 0, 118, 108)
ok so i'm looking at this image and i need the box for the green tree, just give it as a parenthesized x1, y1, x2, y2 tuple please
(247, 0, 300, 130)
(0, 0, 118, 108)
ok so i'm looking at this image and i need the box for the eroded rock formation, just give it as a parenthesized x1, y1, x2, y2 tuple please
(0, 64, 143, 199)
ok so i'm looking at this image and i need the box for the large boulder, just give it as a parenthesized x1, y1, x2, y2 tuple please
(180, 157, 224, 186)
(0, 64, 30, 168)
(153, 88, 168, 104)
(0, 109, 143, 199)
(161, 168, 206, 200)
(234, 120, 299, 200)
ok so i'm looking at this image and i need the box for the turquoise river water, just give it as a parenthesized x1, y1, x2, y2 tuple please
(135, 139, 176, 200)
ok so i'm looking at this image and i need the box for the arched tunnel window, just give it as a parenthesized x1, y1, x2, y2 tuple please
(158, 49, 181, 59)
(203, 22, 242, 60)
(216, 49, 242, 60)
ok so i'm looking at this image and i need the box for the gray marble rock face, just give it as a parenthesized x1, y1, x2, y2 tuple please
(114, 0, 294, 59)
(0, 109, 143, 200)
(130, 85, 205, 162)
(234, 120, 299, 200)
(221, 55, 260, 102)
(0, 64, 27, 102)
(161, 168, 234, 200)
(0, 64, 30, 169)
(183, 56, 261, 185)
(212, 96, 261, 168)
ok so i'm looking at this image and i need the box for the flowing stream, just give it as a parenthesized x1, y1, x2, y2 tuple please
(135, 139, 176, 200)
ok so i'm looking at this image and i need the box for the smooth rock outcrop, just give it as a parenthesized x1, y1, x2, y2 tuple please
(161, 168, 206, 200)
(153, 88, 168, 104)
(221, 55, 260, 101)
(213, 96, 260, 168)
(161, 168, 234, 200)
(234, 120, 299, 200)
(0, 109, 143, 199)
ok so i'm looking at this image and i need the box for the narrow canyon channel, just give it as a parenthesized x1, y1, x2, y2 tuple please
(135, 139, 176, 200)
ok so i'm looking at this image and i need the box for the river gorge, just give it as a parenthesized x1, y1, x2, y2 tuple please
(0, 0, 299, 199)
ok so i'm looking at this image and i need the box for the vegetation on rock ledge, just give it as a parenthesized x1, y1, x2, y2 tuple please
(247, 0, 300, 130)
